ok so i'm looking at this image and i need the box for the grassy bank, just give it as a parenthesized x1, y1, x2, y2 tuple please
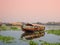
(0, 25, 21, 31)
(0, 25, 7, 30)
(46, 30, 60, 35)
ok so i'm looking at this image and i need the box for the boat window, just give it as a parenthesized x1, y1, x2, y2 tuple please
(34, 26, 38, 28)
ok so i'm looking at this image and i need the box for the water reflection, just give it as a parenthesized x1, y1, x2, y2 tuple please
(21, 31, 45, 40)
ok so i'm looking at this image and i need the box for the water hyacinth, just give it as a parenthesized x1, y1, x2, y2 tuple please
(0, 35, 15, 43)
(46, 30, 60, 35)
(39, 40, 60, 45)
(29, 40, 38, 45)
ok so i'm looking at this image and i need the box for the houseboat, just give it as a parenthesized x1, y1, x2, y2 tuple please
(21, 23, 45, 32)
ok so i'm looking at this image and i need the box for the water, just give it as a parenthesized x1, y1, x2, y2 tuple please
(0, 25, 60, 45)
(45, 25, 60, 30)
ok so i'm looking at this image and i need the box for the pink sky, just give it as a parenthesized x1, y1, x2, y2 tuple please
(0, 0, 60, 23)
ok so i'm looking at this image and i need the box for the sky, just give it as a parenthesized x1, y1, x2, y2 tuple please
(0, 0, 60, 23)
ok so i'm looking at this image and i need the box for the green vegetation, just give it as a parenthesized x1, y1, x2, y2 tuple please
(29, 40, 38, 45)
(41, 42, 60, 45)
(0, 35, 14, 43)
(39, 40, 60, 45)
(46, 30, 60, 35)
(10, 26, 19, 30)
(0, 24, 7, 30)
(29, 40, 60, 45)
(0, 24, 21, 31)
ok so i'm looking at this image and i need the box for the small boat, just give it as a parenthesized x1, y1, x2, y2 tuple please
(21, 23, 45, 32)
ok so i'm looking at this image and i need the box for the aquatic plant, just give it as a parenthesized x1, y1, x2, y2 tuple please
(29, 40, 60, 45)
(39, 40, 60, 45)
(46, 30, 60, 35)
(29, 40, 38, 45)
(41, 42, 60, 45)
(0, 35, 14, 43)
(10, 26, 19, 30)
